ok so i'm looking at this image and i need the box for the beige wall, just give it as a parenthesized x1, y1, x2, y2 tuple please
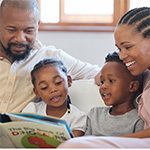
(38, 31, 116, 67)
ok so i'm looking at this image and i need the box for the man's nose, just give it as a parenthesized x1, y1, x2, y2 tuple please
(14, 31, 26, 43)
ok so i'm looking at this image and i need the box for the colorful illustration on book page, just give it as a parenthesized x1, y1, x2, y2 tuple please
(21, 133, 61, 148)
(3, 121, 70, 148)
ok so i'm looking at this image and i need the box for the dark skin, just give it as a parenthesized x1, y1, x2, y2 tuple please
(0, 0, 39, 63)
(99, 61, 138, 116)
(33, 65, 84, 137)
(114, 24, 150, 138)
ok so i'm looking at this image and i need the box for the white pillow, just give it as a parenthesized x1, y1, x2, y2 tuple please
(68, 79, 105, 113)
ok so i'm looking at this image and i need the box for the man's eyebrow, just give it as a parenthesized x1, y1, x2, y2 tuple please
(5, 26, 16, 28)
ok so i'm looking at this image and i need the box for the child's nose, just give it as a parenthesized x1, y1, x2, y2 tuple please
(100, 82, 109, 89)
(49, 85, 57, 93)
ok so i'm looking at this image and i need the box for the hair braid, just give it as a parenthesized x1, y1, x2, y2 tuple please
(118, 7, 150, 38)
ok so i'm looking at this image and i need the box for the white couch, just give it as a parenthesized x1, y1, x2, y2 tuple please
(68, 79, 105, 113)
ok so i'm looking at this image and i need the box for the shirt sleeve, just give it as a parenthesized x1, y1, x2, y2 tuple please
(85, 116, 92, 135)
(134, 118, 144, 132)
(68, 105, 88, 132)
(21, 102, 36, 113)
(70, 112, 88, 132)
(55, 48, 100, 80)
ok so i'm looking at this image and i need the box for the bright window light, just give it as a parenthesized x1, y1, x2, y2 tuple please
(40, 0, 59, 23)
(129, 0, 150, 9)
(64, 0, 114, 15)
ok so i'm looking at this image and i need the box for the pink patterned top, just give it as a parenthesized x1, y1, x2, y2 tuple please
(138, 70, 150, 129)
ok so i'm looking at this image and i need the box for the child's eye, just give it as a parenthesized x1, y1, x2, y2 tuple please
(100, 80, 104, 85)
(40, 86, 47, 90)
(109, 79, 115, 84)
(55, 81, 63, 85)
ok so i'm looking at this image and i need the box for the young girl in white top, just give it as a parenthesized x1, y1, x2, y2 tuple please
(22, 58, 87, 137)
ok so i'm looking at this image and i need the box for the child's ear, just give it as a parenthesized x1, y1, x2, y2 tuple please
(67, 75, 72, 87)
(33, 87, 39, 96)
(129, 81, 139, 92)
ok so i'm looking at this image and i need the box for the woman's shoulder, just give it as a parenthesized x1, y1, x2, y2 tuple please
(143, 69, 150, 87)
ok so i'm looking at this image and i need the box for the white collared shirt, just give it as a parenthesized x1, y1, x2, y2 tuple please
(22, 101, 87, 132)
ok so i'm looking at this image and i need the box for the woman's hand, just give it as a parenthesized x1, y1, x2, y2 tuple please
(121, 128, 150, 138)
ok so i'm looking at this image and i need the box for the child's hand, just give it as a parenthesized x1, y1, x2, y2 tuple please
(72, 130, 84, 137)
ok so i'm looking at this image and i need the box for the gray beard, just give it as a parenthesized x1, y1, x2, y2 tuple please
(0, 41, 32, 62)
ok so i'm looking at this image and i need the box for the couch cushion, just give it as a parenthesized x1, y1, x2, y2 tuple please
(68, 79, 105, 113)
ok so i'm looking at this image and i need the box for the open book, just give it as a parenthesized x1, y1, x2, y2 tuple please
(0, 113, 73, 148)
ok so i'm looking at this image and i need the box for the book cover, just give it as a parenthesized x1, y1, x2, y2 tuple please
(0, 113, 73, 148)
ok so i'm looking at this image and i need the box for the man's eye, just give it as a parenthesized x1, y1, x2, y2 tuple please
(7, 29, 16, 33)
(25, 29, 34, 34)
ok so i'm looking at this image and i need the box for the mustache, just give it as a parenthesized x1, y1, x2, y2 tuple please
(9, 43, 28, 47)
(0, 41, 32, 62)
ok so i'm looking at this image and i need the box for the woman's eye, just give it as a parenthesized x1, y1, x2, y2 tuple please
(124, 45, 133, 50)
(117, 47, 121, 52)
(126, 47, 131, 50)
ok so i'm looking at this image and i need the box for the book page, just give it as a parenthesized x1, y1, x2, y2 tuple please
(2, 121, 71, 148)
(0, 123, 16, 148)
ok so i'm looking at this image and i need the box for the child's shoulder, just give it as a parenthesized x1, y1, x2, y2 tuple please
(70, 104, 86, 115)
(22, 101, 36, 113)
(88, 106, 110, 116)
(22, 101, 45, 113)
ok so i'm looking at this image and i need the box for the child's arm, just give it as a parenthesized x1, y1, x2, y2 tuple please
(120, 118, 149, 138)
(68, 105, 87, 137)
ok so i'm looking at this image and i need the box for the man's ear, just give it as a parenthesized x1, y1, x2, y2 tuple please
(67, 75, 72, 87)
(129, 81, 139, 92)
